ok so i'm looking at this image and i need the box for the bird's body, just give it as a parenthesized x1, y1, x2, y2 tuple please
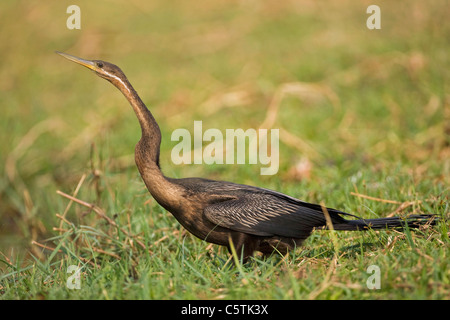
(57, 52, 436, 262)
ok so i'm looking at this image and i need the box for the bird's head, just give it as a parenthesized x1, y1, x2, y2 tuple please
(56, 51, 129, 89)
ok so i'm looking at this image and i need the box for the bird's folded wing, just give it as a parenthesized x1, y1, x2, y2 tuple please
(203, 193, 336, 238)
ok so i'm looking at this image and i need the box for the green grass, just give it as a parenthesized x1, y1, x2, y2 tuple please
(1, 0, 449, 299)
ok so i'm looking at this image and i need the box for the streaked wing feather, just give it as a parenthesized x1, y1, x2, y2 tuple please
(204, 193, 345, 238)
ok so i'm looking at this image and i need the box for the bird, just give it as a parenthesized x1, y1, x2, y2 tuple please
(56, 51, 437, 263)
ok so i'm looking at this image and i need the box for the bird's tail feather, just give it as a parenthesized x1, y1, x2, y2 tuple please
(332, 214, 437, 231)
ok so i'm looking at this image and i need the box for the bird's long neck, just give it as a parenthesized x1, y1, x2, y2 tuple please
(116, 78, 161, 167)
(115, 78, 185, 210)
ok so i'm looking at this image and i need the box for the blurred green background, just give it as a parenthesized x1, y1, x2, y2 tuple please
(0, 0, 448, 268)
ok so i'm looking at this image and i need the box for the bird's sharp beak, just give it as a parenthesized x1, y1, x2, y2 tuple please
(56, 51, 97, 71)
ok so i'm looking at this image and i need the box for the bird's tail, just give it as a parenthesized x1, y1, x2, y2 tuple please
(332, 214, 437, 231)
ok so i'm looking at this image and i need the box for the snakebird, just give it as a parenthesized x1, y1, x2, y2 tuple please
(56, 52, 436, 263)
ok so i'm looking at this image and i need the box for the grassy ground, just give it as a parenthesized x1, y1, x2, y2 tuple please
(1, 0, 449, 299)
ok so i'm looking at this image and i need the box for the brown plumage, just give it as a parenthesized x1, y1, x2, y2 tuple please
(57, 52, 437, 262)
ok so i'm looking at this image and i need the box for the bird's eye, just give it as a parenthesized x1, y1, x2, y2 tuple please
(96, 62, 104, 68)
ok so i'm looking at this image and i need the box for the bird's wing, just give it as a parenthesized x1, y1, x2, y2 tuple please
(203, 192, 347, 238)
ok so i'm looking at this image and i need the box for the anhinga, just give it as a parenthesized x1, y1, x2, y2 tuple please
(56, 52, 436, 262)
